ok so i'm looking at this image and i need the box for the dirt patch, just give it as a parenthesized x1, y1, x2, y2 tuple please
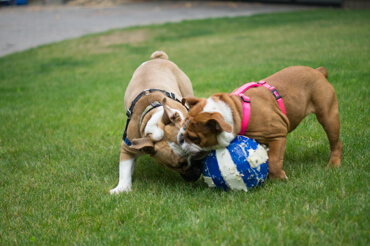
(98, 29, 150, 47)
(69, 28, 152, 54)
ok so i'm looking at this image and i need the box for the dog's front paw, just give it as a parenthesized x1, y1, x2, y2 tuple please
(110, 183, 132, 194)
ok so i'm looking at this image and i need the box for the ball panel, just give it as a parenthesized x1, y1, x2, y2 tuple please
(215, 148, 247, 192)
(202, 156, 216, 188)
(229, 138, 268, 189)
(202, 151, 229, 191)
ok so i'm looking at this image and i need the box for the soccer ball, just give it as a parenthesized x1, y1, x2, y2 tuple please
(202, 136, 269, 191)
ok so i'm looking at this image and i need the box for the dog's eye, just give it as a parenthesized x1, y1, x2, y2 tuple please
(188, 135, 199, 143)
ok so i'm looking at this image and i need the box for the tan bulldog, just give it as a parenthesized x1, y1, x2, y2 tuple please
(177, 66, 343, 179)
(110, 51, 201, 194)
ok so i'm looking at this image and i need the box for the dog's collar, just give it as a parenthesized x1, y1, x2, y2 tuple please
(122, 89, 188, 146)
(231, 80, 286, 135)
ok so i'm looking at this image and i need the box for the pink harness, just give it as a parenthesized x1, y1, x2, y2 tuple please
(231, 80, 286, 135)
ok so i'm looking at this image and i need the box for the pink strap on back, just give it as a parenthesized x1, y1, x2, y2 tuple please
(231, 80, 286, 135)
(259, 81, 286, 115)
(232, 82, 259, 95)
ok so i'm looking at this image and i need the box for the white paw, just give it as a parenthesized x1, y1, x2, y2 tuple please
(110, 184, 132, 194)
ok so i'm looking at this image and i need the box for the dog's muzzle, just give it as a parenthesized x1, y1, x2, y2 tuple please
(180, 157, 203, 182)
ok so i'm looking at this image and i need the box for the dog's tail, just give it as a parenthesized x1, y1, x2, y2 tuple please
(150, 51, 169, 60)
(316, 67, 328, 78)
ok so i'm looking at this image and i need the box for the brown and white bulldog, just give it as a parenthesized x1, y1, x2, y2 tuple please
(178, 66, 343, 180)
(110, 51, 201, 194)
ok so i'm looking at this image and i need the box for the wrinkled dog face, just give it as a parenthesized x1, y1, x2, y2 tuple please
(131, 98, 202, 181)
(177, 96, 234, 157)
(151, 140, 189, 171)
(150, 140, 202, 181)
(177, 116, 218, 155)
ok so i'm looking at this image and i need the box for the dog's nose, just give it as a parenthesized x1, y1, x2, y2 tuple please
(179, 134, 184, 145)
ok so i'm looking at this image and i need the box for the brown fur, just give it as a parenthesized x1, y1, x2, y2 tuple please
(123, 52, 193, 172)
(182, 66, 343, 179)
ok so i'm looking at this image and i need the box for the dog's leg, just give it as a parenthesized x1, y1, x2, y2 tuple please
(110, 158, 136, 194)
(267, 138, 288, 180)
(110, 143, 138, 194)
(312, 80, 343, 168)
(315, 99, 342, 168)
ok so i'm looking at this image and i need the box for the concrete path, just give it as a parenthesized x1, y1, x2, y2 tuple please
(0, 1, 312, 57)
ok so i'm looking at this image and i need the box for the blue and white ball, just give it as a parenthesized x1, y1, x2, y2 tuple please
(202, 136, 269, 191)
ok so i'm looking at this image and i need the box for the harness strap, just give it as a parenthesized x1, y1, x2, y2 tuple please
(122, 89, 187, 146)
(231, 80, 286, 135)
(239, 94, 251, 136)
(259, 80, 286, 115)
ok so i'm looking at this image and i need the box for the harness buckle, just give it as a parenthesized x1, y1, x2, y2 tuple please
(258, 80, 266, 85)
(271, 88, 282, 100)
(240, 95, 250, 103)
(126, 110, 132, 118)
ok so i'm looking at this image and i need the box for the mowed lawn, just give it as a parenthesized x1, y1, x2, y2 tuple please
(0, 9, 369, 245)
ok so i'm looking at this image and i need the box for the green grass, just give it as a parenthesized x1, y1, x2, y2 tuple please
(1, 9, 369, 245)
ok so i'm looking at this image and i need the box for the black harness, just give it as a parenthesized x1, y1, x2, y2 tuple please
(122, 89, 188, 146)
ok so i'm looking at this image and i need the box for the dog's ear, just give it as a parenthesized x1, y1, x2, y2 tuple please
(182, 96, 200, 109)
(162, 98, 182, 127)
(130, 137, 156, 155)
(205, 113, 232, 133)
